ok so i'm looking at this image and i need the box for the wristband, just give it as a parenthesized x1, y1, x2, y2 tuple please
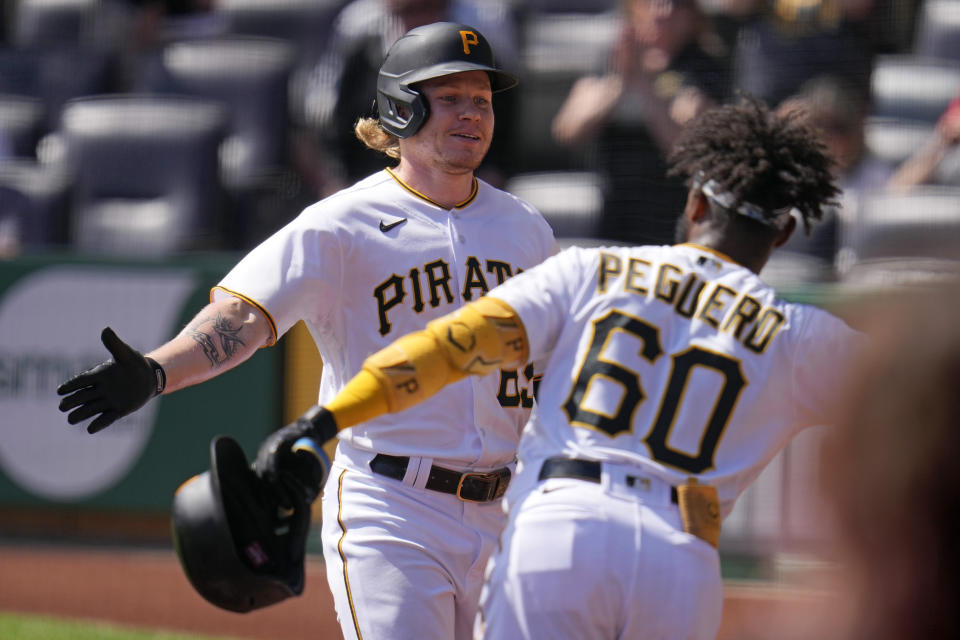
(302, 405, 338, 443)
(145, 357, 167, 396)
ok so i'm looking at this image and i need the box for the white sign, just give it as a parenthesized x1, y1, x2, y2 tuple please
(0, 265, 196, 501)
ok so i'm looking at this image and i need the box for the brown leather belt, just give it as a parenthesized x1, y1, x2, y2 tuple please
(369, 453, 511, 503)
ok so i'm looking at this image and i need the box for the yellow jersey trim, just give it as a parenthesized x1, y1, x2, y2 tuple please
(209, 285, 278, 347)
(385, 167, 478, 209)
(337, 469, 364, 640)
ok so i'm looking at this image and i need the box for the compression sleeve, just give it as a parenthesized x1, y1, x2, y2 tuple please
(325, 296, 529, 430)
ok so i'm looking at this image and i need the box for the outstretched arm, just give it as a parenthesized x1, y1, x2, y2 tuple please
(58, 295, 272, 433)
(886, 102, 960, 192)
(148, 295, 273, 393)
(329, 295, 528, 428)
(253, 296, 529, 487)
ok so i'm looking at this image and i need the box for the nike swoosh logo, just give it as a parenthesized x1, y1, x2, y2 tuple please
(379, 218, 407, 233)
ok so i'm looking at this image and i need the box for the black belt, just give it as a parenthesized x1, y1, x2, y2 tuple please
(538, 457, 678, 504)
(369, 454, 511, 503)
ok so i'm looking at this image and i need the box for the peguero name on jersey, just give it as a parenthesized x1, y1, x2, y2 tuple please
(597, 252, 785, 354)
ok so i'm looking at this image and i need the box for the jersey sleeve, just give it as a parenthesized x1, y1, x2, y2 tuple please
(488, 246, 584, 362)
(213, 207, 343, 344)
(790, 307, 868, 427)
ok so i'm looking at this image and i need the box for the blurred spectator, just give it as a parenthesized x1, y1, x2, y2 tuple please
(732, 0, 875, 107)
(1, 2, 9, 45)
(297, 0, 520, 197)
(777, 75, 896, 261)
(780, 75, 893, 194)
(779, 78, 960, 267)
(820, 279, 960, 640)
(0, 185, 27, 257)
(698, 0, 765, 54)
(0, 131, 16, 256)
(702, 0, 885, 71)
(854, 0, 923, 55)
(551, 0, 730, 246)
(118, 0, 227, 90)
(123, 0, 223, 46)
(887, 91, 960, 191)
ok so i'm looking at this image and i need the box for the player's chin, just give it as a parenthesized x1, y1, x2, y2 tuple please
(441, 152, 487, 174)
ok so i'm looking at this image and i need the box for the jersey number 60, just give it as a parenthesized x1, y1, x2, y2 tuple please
(562, 310, 746, 474)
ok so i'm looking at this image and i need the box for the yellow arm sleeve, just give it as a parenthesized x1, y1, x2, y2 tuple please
(325, 297, 529, 429)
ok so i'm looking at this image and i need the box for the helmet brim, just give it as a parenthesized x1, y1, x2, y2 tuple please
(400, 61, 518, 93)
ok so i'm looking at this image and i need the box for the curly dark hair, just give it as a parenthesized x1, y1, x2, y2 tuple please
(667, 94, 839, 234)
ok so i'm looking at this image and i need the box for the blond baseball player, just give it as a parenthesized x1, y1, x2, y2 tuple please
(260, 96, 867, 639)
(58, 22, 557, 640)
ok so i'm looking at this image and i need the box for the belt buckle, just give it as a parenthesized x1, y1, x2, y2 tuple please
(456, 468, 511, 502)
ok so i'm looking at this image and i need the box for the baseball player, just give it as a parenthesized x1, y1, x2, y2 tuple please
(57, 22, 557, 640)
(256, 96, 867, 639)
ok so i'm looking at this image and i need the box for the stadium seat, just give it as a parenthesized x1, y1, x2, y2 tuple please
(11, 0, 105, 49)
(914, 0, 960, 62)
(59, 94, 229, 255)
(863, 117, 936, 166)
(840, 255, 960, 292)
(505, 171, 603, 239)
(836, 186, 960, 280)
(0, 94, 45, 158)
(143, 36, 298, 190)
(512, 10, 618, 173)
(869, 54, 960, 124)
(0, 158, 72, 246)
(215, 0, 343, 66)
(0, 47, 115, 131)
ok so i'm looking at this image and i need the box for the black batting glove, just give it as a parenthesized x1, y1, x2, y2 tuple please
(253, 406, 338, 506)
(57, 327, 166, 434)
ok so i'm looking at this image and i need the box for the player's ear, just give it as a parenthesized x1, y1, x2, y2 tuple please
(685, 188, 709, 223)
(772, 215, 797, 248)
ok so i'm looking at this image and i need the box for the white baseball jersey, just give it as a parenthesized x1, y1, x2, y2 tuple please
(489, 242, 864, 516)
(216, 168, 557, 640)
(474, 242, 864, 640)
(215, 168, 557, 467)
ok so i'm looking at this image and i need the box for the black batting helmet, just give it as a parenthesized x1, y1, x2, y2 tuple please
(377, 21, 518, 138)
(171, 436, 311, 613)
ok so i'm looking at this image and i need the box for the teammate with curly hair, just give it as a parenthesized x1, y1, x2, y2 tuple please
(668, 92, 839, 235)
(259, 94, 866, 638)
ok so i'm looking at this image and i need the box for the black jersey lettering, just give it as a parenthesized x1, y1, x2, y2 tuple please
(375, 258, 525, 337)
(462, 256, 490, 301)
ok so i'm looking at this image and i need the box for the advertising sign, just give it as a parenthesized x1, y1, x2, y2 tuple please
(0, 255, 282, 511)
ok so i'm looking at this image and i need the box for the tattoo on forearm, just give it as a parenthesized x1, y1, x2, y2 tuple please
(188, 312, 246, 368)
(214, 313, 245, 359)
(191, 330, 223, 366)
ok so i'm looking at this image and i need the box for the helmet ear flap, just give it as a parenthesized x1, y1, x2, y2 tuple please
(377, 85, 430, 138)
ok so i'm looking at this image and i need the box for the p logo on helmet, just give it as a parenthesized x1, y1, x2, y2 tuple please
(460, 30, 479, 54)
